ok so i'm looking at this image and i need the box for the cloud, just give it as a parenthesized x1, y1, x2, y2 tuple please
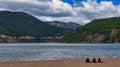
(0, 0, 75, 16)
(0, 0, 120, 24)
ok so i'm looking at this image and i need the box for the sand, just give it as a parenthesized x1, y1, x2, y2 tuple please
(0, 58, 119, 67)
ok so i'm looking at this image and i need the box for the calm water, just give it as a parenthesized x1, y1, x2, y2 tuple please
(0, 43, 119, 62)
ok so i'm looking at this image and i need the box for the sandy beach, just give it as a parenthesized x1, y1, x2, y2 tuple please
(0, 58, 119, 67)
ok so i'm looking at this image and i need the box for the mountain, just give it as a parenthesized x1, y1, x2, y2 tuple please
(61, 17, 120, 43)
(47, 21, 81, 30)
(0, 11, 68, 43)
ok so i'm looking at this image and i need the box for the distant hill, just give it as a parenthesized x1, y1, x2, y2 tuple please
(0, 11, 68, 43)
(47, 21, 81, 30)
(61, 17, 120, 43)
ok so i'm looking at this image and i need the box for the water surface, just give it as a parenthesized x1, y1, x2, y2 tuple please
(0, 43, 119, 62)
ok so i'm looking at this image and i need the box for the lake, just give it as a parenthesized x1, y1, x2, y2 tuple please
(0, 43, 119, 62)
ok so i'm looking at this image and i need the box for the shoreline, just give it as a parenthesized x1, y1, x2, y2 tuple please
(0, 58, 119, 67)
(0, 57, 119, 63)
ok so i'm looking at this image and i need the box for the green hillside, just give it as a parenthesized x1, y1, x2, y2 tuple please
(0, 11, 68, 42)
(61, 17, 120, 43)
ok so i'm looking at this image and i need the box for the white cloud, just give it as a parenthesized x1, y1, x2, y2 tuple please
(73, 0, 120, 24)
(0, 0, 120, 24)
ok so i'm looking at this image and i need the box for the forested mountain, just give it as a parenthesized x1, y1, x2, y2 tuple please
(0, 11, 68, 42)
(61, 17, 120, 43)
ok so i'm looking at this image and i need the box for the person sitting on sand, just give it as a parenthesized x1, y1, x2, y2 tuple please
(86, 57, 90, 63)
(98, 57, 103, 63)
(92, 57, 97, 63)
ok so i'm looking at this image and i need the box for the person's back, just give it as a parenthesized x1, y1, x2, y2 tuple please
(86, 57, 90, 63)
(98, 58, 103, 63)
(92, 57, 97, 63)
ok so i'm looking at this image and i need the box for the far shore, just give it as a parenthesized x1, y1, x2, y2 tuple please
(0, 58, 119, 67)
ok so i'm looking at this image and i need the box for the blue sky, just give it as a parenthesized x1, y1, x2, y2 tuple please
(0, 0, 120, 24)
(62, 0, 120, 5)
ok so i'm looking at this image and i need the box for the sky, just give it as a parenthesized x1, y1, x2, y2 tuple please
(62, 0, 120, 5)
(0, 0, 120, 24)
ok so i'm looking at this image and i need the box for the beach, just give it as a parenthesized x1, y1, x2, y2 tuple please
(0, 58, 119, 67)
(0, 44, 119, 67)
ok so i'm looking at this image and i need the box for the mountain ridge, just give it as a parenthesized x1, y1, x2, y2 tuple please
(61, 17, 120, 43)
(47, 21, 81, 30)
(0, 11, 69, 42)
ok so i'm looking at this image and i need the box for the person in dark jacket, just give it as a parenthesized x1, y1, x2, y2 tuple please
(92, 57, 97, 63)
(98, 57, 103, 63)
(86, 57, 90, 63)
